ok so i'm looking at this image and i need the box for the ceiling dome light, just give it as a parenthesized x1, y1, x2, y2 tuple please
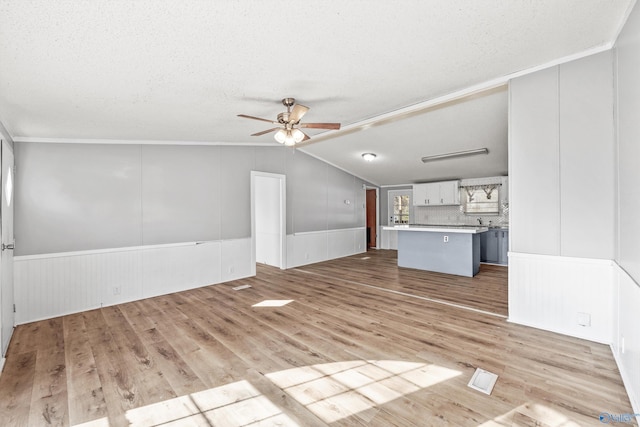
(362, 153, 377, 162)
(274, 129, 287, 144)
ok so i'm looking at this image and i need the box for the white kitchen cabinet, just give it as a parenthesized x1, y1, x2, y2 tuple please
(439, 180, 460, 205)
(413, 184, 429, 206)
(413, 180, 460, 206)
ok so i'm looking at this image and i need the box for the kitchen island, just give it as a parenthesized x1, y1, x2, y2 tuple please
(382, 225, 488, 277)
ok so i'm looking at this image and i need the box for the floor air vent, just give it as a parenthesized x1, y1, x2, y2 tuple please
(232, 284, 252, 291)
(467, 368, 498, 395)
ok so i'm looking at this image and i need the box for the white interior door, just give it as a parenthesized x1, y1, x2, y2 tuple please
(1, 140, 15, 356)
(252, 172, 286, 270)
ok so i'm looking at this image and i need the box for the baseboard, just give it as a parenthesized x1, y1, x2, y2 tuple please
(0, 357, 5, 375)
(611, 343, 640, 416)
(506, 318, 610, 345)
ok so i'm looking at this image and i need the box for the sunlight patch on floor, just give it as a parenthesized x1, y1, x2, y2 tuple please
(70, 360, 462, 426)
(266, 360, 461, 423)
(478, 402, 582, 427)
(123, 380, 298, 427)
(252, 299, 294, 307)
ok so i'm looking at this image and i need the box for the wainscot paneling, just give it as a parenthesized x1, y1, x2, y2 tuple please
(508, 252, 614, 344)
(287, 227, 366, 268)
(380, 228, 398, 250)
(14, 239, 252, 324)
(612, 264, 640, 414)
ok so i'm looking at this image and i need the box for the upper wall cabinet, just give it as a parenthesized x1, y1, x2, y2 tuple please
(413, 180, 460, 206)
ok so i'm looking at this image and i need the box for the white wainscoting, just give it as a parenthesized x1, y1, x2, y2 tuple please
(380, 228, 398, 250)
(286, 227, 366, 268)
(508, 252, 614, 344)
(612, 264, 640, 414)
(14, 238, 252, 325)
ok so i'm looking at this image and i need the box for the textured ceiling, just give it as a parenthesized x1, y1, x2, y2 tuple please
(0, 0, 634, 185)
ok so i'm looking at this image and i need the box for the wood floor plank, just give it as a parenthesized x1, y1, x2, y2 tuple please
(0, 350, 37, 426)
(28, 349, 68, 426)
(63, 313, 108, 427)
(0, 250, 635, 426)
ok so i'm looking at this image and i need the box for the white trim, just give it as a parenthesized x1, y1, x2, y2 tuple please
(251, 171, 287, 270)
(296, 147, 378, 187)
(508, 251, 614, 266)
(0, 121, 13, 145)
(14, 240, 225, 261)
(293, 227, 365, 236)
(13, 137, 281, 147)
(612, 0, 638, 44)
(0, 357, 4, 375)
(506, 318, 611, 345)
(611, 262, 640, 415)
(379, 184, 414, 188)
(611, 343, 640, 416)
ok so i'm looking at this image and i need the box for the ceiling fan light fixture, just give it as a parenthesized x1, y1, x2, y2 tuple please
(239, 97, 341, 145)
(274, 129, 287, 144)
(283, 130, 296, 146)
(362, 153, 377, 162)
(292, 128, 305, 143)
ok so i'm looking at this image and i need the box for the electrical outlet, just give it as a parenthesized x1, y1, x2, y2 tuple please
(443, 236, 449, 243)
(229, 266, 234, 274)
(113, 286, 121, 296)
(305, 253, 310, 260)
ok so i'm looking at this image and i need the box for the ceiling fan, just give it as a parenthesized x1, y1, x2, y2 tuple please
(238, 98, 341, 146)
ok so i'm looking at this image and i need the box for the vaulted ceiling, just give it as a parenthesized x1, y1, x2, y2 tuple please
(0, 1, 634, 185)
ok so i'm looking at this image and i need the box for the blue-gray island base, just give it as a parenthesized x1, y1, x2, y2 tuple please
(392, 226, 485, 277)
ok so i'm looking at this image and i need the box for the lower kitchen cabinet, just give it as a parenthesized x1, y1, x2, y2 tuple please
(480, 229, 509, 265)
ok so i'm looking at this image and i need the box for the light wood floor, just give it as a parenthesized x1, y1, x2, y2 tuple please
(0, 250, 634, 426)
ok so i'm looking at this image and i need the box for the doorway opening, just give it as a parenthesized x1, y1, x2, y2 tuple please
(251, 171, 286, 270)
(365, 188, 378, 249)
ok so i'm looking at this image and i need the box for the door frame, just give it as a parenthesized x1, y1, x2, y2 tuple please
(0, 139, 14, 364)
(365, 186, 379, 249)
(387, 188, 414, 225)
(251, 171, 287, 271)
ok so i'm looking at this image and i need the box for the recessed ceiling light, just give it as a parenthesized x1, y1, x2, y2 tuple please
(362, 153, 377, 162)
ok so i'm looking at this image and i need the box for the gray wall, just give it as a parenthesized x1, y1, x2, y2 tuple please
(509, 50, 616, 259)
(615, 8, 640, 284)
(14, 143, 367, 256)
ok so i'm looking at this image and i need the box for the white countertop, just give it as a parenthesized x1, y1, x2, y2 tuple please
(382, 225, 489, 234)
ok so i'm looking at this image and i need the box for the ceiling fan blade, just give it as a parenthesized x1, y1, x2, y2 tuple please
(289, 104, 309, 123)
(300, 131, 311, 142)
(251, 127, 281, 136)
(299, 122, 341, 130)
(238, 114, 277, 124)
